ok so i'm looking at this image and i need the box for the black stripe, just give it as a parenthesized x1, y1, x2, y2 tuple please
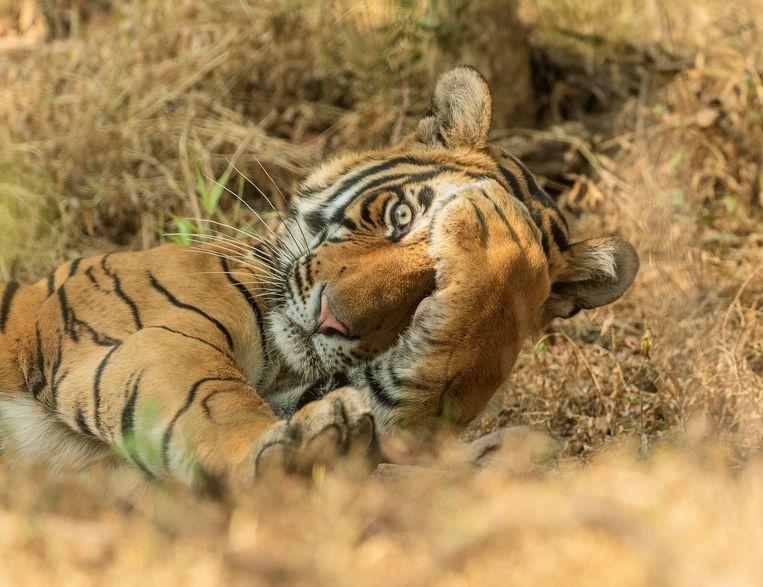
(75, 407, 95, 437)
(293, 260, 304, 294)
(330, 169, 466, 224)
(93, 344, 122, 434)
(296, 385, 324, 410)
(146, 326, 229, 358)
(497, 165, 528, 204)
(50, 336, 64, 412)
(478, 189, 520, 244)
(220, 258, 267, 356)
(341, 218, 358, 232)
(304, 209, 324, 233)
(148, 272, 234, 351)
(85, 265, 107, 292)
(365, 364, 400, 407)
(120, 371, 153, 477)
(0, 281, 19, 332)
(68, 257, 82, 278)
(550, 216, 569, 251)
(46, 272, 56, 296)
(101, 256, 143, 330)
(121, 373, 139, 437)
(417, 185, 434, 210)
(506, 154, 568, 228)
(323, 157, 438, 206)
(469, 200, 489, 248)
(360, 192, 380, 227)
(57, 286, 75, 341)
(161, 377, 243, 470)
(58, 284, 120, 346)
(32, 325, 46, 400)
(303, 254, 314, 288)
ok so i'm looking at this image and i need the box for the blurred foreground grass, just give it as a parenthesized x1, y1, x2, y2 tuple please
(0, 0, 761, 584)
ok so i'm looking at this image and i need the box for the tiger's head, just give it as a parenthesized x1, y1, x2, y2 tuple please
(267, 66, 638, 392)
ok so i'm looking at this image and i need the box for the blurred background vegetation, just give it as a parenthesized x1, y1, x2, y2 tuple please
(0, 0, 761, 584)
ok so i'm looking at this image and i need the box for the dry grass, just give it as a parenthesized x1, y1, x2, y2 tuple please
(0, 0, 761, 584)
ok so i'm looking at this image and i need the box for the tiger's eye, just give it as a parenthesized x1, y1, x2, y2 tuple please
(393, 203, 413, 228)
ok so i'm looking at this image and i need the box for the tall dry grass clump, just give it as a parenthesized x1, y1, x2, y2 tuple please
(0, 0, 530, 277)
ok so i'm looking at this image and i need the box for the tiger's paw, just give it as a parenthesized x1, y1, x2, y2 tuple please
(251, 387, 380, 479)
(427, 178, 542, 294)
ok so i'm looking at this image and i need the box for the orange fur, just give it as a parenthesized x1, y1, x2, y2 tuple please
(0, 67, 638, 486)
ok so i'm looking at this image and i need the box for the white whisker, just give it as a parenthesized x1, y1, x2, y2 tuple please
(194, 218, 294, 268)
(231, 157, 310, 253)
(182, 245, 281, 278)
(203, 172, 298, 263)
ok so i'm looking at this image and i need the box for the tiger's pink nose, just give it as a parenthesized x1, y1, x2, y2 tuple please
(316, 293, 350, 337)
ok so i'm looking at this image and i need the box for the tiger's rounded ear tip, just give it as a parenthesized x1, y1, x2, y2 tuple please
(435, 65, 490, 95)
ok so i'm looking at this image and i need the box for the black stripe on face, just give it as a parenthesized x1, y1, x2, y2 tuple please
(101, 255, 143, 330)
(329, 170, 438, 224)
(296, 385, 325, 411)
(46, 272, 56, 296)
(365, 364, 400, 408)
(328, 164, 488, 226)
(148, 272, 234, 351)
(360, 192, 381, 227)
(293, 260, 304, 295)
(303, 254, 314, 288)
(0, 281, 19, 332)
(220, 258, 267, 356)
(304, 209, 325, 233)
(341, 218, 358, 232)
(161, 377, 244, 471)
(417, 186, 434, 210)
(323, 157, 437, 206)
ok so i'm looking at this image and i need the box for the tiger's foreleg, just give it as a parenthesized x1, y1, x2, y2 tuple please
(63, 328, 278, 486)
(349, 182, 549, 430)
(61, 329, 378, 486)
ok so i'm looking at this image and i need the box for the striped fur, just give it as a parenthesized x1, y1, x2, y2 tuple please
(0, 67, 638, 486)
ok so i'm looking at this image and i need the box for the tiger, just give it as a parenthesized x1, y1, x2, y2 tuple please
(0, 67, 638, 487)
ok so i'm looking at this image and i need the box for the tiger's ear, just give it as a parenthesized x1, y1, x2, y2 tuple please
(416, 66, 492, 150)
(542, 236, 639, 320)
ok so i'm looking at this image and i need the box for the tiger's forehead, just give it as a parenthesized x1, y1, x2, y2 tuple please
(296, 154, 496, 228)
(292, 149, 572, 275)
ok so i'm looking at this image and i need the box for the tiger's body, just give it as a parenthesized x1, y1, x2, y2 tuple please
(0, 68, 638, 487)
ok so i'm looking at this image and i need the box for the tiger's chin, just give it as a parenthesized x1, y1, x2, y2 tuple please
(267, 312, 356, 381)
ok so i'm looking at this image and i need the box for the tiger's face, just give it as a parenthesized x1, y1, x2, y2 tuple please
(266, 67, 638, 398)
(268, 155, 544, 380)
